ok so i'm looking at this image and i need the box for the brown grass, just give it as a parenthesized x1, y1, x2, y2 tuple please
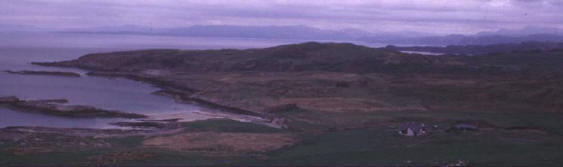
(143, 132, 295, 153)
(275, 97, 427, 112)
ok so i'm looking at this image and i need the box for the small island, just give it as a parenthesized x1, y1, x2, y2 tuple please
(4, 70, 81, 77)
(0, 96, 146, 118)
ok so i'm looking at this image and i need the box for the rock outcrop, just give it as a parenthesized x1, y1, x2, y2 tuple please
(0, 96, 146, 118)
(5, 70, 81, 77)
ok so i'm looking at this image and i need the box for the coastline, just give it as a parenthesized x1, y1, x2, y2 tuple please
(0, 66, 285, 131)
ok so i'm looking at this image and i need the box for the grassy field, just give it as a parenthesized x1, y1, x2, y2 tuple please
(140, 110, 563, 166)
(3, 109, 562, 166)
(261, 110, 563, 166)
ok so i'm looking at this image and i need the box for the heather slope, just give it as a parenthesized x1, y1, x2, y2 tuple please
(37, 42, 474, 74)
(34, 42, 563, 114)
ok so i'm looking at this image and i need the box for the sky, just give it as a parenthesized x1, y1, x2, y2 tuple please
(1, 0, 563, 35)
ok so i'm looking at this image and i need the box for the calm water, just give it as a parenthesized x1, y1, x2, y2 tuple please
(0, 47, 205, 129)
(0, 33, 320, 129)
(400, 50, 445, 56)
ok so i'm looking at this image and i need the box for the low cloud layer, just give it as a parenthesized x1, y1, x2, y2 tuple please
(1, 0, 562, 34)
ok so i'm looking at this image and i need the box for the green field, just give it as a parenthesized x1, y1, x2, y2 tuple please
(2, 110, 562, 166)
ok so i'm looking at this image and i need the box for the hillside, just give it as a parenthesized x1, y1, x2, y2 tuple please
(38, 42, 563, 75)
(14, 42, 563, 166)
(37, 42, 407, 73)
(30, 42, 494, 74)
(35, 42, 563, 114)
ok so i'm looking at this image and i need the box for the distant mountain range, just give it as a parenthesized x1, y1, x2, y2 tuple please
(361, 33, 563, 46)
(359, 26, 563, 45)
(63, 25, 368, 41)
(476, 26, 563, 36)
(388, 41, 563, 55)
(5, 24, 563, 46)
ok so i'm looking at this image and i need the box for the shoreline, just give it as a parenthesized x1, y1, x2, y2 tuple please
(86, 71, 287, 128)
(0, 125, 186, 138)
(85, 71, 271, 118)
(0, 65, 284, 132)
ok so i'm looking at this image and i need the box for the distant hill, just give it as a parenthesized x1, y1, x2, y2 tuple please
(61, 25, 563, 46)
(360, 26, 563, 45)
(390, 41, 563, 55)
(476, 26, 563, 36)
(36, 42, 563, 75)
(64, 25, 368, 41)
(360, 34, 563, 46)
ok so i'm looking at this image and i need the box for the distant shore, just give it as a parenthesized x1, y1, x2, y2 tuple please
(5, 70, 81, 77)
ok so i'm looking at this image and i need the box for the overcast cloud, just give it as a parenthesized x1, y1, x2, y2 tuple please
(1, 0, 562, 34)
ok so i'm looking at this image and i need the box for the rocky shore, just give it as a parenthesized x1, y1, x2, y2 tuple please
(110, 121, 180, 129)
(0, 96, 146, 118)
(5, 70, 81, 77)
(87, 71, 268, 118)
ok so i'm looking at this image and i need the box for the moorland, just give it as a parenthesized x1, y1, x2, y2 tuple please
(1, 42, 563, 166)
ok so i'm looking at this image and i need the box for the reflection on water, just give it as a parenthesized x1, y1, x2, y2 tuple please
(0, 107, 125, 129)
